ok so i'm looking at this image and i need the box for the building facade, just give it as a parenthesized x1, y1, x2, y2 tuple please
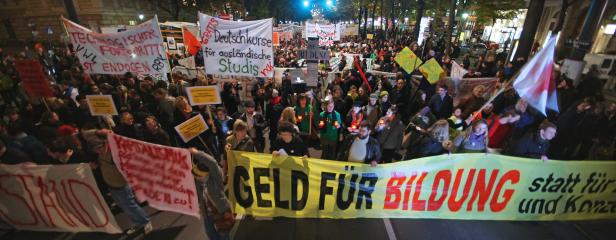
(0, 0, 196, 43)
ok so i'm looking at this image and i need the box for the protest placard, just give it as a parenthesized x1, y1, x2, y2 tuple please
(228, 151, 616, 220)
(107, 134, 200, 218)
(199, 13, 274, 78)
(0, 164, 122, 233)
(186, 86, 222, 105)
(86, 95, 118, 116)
(174, 114, 209, 143)
(395, 47, 423, 74)
(305, 23, 340, 46)
(62, 16, 169, 76)
(419, 58, 445, 84)
(178, 56, 196, 69)
(14, 60, 54, 98)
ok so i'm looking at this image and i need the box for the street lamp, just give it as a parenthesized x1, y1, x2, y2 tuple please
(138, 14, 144, 21)
(462, 13, 469, 19)
(303, 1, 309, 7)
(326, 0, 332, 6)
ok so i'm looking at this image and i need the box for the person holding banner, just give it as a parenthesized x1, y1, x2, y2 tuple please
(507, 121, 557, 161)
(338, 121, 382, 166)
(453, 119, 489, 153)
(271, 121, 309, 157)
(190, 148, 234, 240)
(81, 128, 153, 235)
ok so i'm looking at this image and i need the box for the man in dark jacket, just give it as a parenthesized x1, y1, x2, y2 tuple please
(509, 121, 557, 161)
(0, 139, 31, 164)
(271, 121, 309, 157)
(237, 101, 266, 153)
(338, 121, 382, 166)
(428, 85, 454, 119)
(113, 112, 141, 139)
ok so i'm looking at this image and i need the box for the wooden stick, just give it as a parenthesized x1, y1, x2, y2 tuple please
(41, 97, 51, 112)
(197, 135, 215, 157)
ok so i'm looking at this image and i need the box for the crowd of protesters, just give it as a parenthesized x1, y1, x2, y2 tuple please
(0, 29, 615, 238)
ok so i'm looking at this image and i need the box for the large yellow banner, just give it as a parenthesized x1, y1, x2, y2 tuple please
(227, 151, 616, 220)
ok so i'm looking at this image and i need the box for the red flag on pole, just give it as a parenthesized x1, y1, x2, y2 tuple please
(512, 36, 559, 116)
(353, 57, 372, 92)
(182, 26, 201, 56)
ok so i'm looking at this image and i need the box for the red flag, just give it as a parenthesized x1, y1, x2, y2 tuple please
(182, 26, 201, 56)
(512, 36, 559, 116)
(353, 57, 372, 92)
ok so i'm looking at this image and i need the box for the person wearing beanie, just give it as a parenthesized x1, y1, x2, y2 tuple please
(363, 93, 382, 129)
(380, 91, 391, 116)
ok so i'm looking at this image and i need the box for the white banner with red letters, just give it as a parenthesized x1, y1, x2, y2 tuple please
(107, 134, 200, 218)
(62, 16, 169, 76)
(0, 163, 122, 233)
(305, 23, 341, 46)
(199, 13, 274, 78)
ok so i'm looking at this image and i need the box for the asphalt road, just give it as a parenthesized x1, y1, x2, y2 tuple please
(2, 206, 615, 240)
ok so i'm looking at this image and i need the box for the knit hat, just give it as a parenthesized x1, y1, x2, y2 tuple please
(380, 91, 389, 97)
(57, 124, 78, 136)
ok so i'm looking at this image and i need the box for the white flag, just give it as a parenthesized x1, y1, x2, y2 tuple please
(512, 36, 559, 116)
(450, 60, 468, 83)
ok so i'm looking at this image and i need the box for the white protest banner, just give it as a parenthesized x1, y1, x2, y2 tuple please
(340, 24, 359, 37)
(451, 60, 468, 83)
(107, 134, 200, 218)
(199, 13, 274, 78)
(62, 17, 168, 76)
(305, 23, 340, 46)
(0, 164, 122, 233)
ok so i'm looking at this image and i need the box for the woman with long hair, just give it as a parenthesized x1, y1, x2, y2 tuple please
(279, 107, 299, 134)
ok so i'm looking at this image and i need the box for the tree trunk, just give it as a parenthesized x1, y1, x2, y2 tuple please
(364, 4, 369, 36)
(380, 0, 384, 31)
(445, 0, 456, 56)
(412, 0, 425, 42)
(371, 2, 377, 32)
(514, 0, 545, 60)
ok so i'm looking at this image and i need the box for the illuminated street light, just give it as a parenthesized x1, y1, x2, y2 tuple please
(303, 1, 309, 7)
(326, 0, 333, 6)
(462, 13, 469, 19)
(138, 14, 144, 20)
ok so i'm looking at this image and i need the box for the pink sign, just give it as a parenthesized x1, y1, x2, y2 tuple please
(107, 134, 200, 218)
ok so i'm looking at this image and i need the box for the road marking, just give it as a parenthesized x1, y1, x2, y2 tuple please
(383, 218, 397, 240)
(230, 214, 243, 240)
